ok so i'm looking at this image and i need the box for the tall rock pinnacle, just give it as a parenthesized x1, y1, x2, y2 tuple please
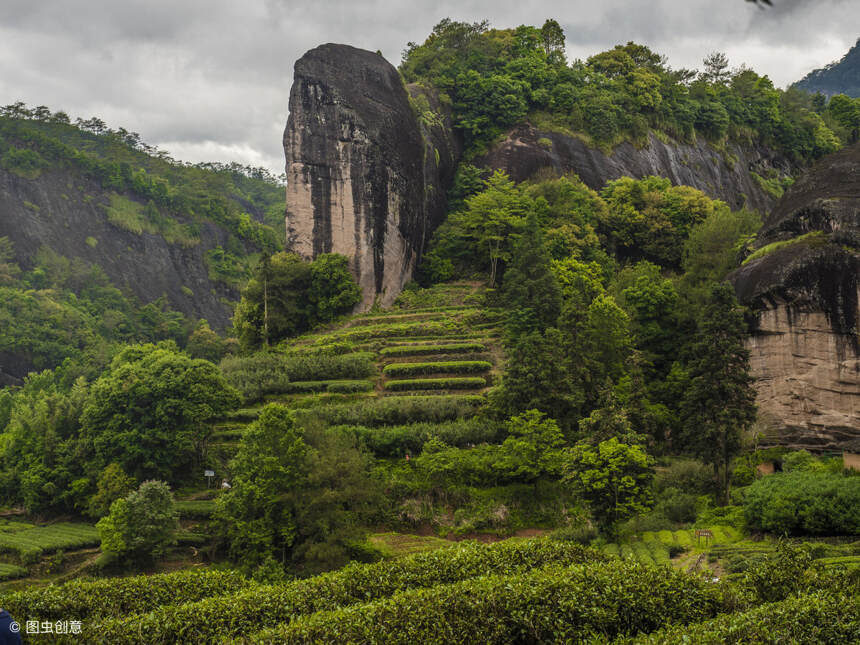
(284, 44, 458, 309)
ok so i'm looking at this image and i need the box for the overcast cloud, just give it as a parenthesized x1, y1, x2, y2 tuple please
(0, 0, 855, 173)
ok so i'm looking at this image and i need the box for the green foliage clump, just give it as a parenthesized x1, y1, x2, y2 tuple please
(295, 395, 483, 428)
(255, 559, 726, 644)
(743, 472, 860, 535)
(96, 480, 179, 565)
(380, 342, 486, 357)
(630, 592, 860, 645)
(0, 568, 252, 622)
(81, 343, 240, 482)
(233, 252, 361, 348)
(384, 377, 487, 391)
(400, 21, 844, 162)
(383, 360, 491, 377)
(76, 539, 603, 645)
(341, 419, 501, 459)
(565, 438, 655, 537)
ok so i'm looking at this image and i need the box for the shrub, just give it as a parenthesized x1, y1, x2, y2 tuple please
(383, 360, 491, 377)
(653, 458, 714, 495)
(380, 342, 486, 357)
(295, 395, 484, 427)
(743, 472, 860, 535)
(0, 568, 252, 622)
(254, 560, 727, 644)
(284, 380, 374, 394)
(69, 540, 603, 645)
(341, 419, 502, 458)
(384, 377, 487, 391)
(630, 592, 860, 644)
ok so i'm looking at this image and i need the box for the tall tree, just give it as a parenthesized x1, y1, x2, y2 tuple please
(679, 283, 757, 504)
(500, 211, 562, 337)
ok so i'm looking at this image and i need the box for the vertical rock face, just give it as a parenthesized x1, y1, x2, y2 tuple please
(730, 144, 860, 450)
(476, 124, 792, 213)
(284, 44, 458, 309)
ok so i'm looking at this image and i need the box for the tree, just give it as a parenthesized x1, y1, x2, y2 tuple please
(500, 212, 562, 337)
(233, 252, 361, 348)
(701, 52, 731, 84)
(540, 19, 566, 63)
(449, 171, 530, 286)
(87, 462, 135, 519)
(308, 253, 362, 323)
(564, 438, 654, 538)
(81, 343, 240, 483)
(215, 404, 377, 573)
(186, 320, 227, 363)
(679, 283, 757, 505)
(497, 410, 565, 483)
(828, 94, 860, 142)
(96, 480, 178, 564)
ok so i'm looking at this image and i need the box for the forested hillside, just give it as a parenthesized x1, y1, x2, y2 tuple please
(0, 103, 284, 382)
(795, 38, 860, 98)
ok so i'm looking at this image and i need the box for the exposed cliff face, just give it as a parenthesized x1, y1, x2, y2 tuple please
(477, 124, 790, 213)
(0, 167, 240, 330)
(730, 144, 860, 451)
(284, 44, 458, 310)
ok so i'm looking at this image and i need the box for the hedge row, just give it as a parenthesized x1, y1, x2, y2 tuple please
(384, 377, 487, 391)
(294, 395, 484, 427)
(0, 523, 100, 562)
(382, 361, 491, 377)
(174, 500, 217, 519)
(380, 342, 486, 357)
(0, 568, 253, 622)
(0, 562, 27, 581)
(628, 592, 860, 644)
(284, 380, 374, 394)
(338, 419, 502, 458)
(247, 560, 728, 644)
(59, 540, 603, 644)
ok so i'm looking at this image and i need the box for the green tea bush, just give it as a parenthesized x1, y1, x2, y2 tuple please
(295, 395, 484, 427)
(252, 559, 727, 644)
(69, 539, 603, 645)
(0, 568, 252, 622)
(284, 380, 374, 394)
(0, 523, 100, 560)
(743, 472, 860, 535)
(341, 419, 501, 458)
(384, 377, 487, 391)
(174, 500, 216, 519)
(380, 342, 486, 357)
(628, 592, 860, 644)
(221, 352, 375, 402)
(0, 562, 27, 581)
(383, 360, 491, 377)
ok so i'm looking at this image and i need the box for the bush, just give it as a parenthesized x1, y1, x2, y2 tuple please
(255, 560, 728, 644)
(383, 360, 491, 377)
(341, 418, 502, 458)
(743, 472, 860, 535)
(630, 592, 860, 644)
(653, 459, 714, 496)
(284, 380, 374, 394)
(0, 568, 252, 622)
(380, 342, 486, 357)
(385, 377, 487, 391)
(69, 540, 603, 645)
(295, 395, 484, 427)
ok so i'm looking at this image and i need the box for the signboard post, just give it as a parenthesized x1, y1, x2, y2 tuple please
(695, 529, 713, 546)
(204, 469, 215, 488)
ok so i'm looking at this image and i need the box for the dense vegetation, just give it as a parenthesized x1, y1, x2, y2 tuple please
(794, 37, 860, 98)
(401, 19, 851, 160)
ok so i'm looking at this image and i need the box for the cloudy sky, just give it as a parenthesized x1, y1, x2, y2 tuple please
(0, 0, 855, 173)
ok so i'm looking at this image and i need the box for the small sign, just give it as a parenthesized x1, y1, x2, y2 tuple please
(695, 529, 714, 545)
(204, 469, 215, 477)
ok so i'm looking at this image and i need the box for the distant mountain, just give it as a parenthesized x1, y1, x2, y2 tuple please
(794, 38, 860, 98)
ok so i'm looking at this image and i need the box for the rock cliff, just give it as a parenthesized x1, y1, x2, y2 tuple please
(730, 144, 860, 451)
(0, 167, 241, 330)
(284, 44, 458, 310)
(477, 124, 789, 213)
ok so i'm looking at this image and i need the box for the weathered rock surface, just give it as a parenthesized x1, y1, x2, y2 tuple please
(730, 144, 860, 451)
(477, 124, 790, 213)
(284, 44, 458, 309)
(0, 167, 240, 329)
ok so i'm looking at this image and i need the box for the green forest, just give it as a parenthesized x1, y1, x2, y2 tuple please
(0, 17, 858, 645)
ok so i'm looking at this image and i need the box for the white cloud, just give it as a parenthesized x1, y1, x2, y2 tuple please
(0, 0, 856, 173)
